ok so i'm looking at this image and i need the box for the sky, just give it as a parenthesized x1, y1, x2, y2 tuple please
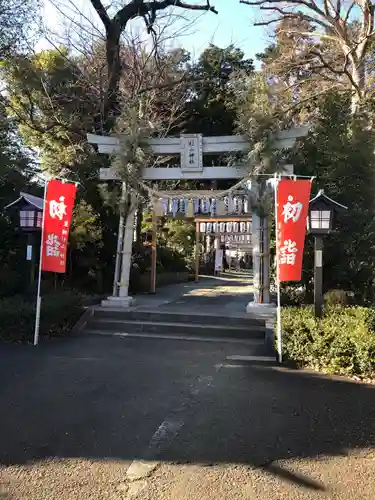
(38, 0, 272, 64)
(166, 0, 271, 60)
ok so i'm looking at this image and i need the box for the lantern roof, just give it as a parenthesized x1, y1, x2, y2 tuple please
(309, 189, 347, 212)
(4, 192, 44, 211)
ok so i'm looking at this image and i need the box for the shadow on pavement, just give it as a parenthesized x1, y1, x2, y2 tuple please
(262, 463, 325, 491)
(159, 362, 375, 492)
(1, 336, 374, 494)
(133, 272, 254, 314)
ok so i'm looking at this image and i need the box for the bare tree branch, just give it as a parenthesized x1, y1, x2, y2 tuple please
(242, 0, 375, 111)
(90, 0, 111, 31)
(82, 0, 218, 130)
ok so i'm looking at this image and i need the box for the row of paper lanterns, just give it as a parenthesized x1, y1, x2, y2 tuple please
(199, 221, 251, 234)
(153, 196, 250, 217)
(220, 234, 252, 244)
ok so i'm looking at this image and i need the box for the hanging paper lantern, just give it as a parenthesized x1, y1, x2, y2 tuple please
(216, 200, 226, 216)
(193, 199, 199, 214)
(243, 198, 249, 213)
(179, 198, 185, 213)
(227, 196, 233, 213)
(154, 199, 164, 218)
(171, 199, 178, 217)
(238, 198, 243, 214)
(205, 198, 211, 214)
(187, 200, 194, 218)
(210, 198, 215, 217)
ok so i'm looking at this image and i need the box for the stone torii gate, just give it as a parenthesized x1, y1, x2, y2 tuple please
(87, 128, 308, 310)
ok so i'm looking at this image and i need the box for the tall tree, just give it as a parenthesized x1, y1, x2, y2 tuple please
(0, 0, 39, 57)
(0, 102, 35, 206)
(291, 90, 375, 298)
(4, 44, 187, 184)
(0, 100, 36, 296)
(3, 43, 191, 291)
(88, 0, 218, 131)
(184, 44, 254, 135)
(241, 0, 375, 112)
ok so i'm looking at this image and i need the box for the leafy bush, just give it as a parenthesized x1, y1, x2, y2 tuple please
(0, 292, 85, 342)
(324, 289, 349, 306)
(281, 306, 375, 378)
(131, 243, 188, 274)
(0, 268, 25, 297)
(280, 285, 306, 306)
(156, 245, 187, 272)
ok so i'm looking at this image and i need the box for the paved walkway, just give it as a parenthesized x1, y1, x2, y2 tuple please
(131, 271, 254, 316)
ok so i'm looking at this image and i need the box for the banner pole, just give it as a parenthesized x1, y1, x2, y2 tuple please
(274, 173, 282, 363)
(33, 179, 48, 346)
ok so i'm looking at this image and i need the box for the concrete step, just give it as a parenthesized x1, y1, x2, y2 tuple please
(85, 318, 265, 339)
(93, 308, 266, 328)
(84, 328, 267, 346)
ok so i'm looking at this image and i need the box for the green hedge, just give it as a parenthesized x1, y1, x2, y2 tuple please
(281, 306, 375, 378)
(0, 292, 85, 342)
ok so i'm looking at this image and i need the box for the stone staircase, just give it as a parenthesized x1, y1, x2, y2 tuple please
(82, 308, 274, 352)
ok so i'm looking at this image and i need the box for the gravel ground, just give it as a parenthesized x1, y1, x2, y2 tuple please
(3, 453, 375, 500)
(0, 459, 130, 500)
(133, 454, 375, 500)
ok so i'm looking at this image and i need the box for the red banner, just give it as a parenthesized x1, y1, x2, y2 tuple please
(276, 179, 312, 282)
(41, 179, 77, 273)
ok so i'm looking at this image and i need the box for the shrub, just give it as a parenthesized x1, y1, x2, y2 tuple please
(131, 243, 188, 275)
(0, 268, 25, 297)
(0, 292, 85, 342)
(156, 245, 187, 272)
(280, 285, 306, 306)
(324, 289, 349, 306)
(281, 306, 375, 378)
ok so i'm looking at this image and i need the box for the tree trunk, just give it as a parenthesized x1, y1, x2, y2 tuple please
(104, 26, 122, 131)
(350, 57, 366, 114)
